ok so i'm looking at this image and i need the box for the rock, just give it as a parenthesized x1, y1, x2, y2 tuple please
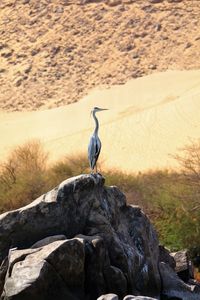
(0, 43, 7, 50)
(2, 239, 85, 300)
(172, 250, 189, 273)
(167, 0, 183, 2)
(132, 53, 139, 59)
(0, 174, 161, 299)
(155, 23, 161, 31)
(81, 235, 109, 298)
(104, 265, 127, 298)
(31, 234, 67, 248)
(159, 262, 200, 300)
(148, 0, 163, 3)
(31, 49, 40, 56)
(171, 250, 194, 282)
(188, 279, 200, 293)
(106, 0, 121, 7)
(61, 0, 70, 5)
(0, 257, 8, 295)
(184, 42, 192, 49)
(53, 6, 64, 13)
(123, 296, 157, 300)
(51, 46, 61, 57)
(193, 255, 200, 269)
(99, 297, 157, 300)
(1, 49, 13, 58)
(116, 41, 135, 52)
(97, 294, 119, 300)
(14, 77, 23, 87)
(159, 245, 176, 270)
(23, 64, 32, 74)
(148, 64, 157, 70)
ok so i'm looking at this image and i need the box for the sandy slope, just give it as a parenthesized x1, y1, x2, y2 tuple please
(0, 70, 200, 172)
(0, 0, 200, 111)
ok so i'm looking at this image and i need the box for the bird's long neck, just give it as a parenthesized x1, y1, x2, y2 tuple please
(92, 110, 99, 136)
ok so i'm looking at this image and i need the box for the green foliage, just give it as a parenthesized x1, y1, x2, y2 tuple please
(104, 168, 200, 252)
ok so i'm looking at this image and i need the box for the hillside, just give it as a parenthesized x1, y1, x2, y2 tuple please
(0, 0, 200, 111)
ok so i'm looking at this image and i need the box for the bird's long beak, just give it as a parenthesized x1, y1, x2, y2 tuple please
(99, 108, 108, 111)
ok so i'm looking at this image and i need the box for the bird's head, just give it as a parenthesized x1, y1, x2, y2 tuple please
(91, 107, 108, 114)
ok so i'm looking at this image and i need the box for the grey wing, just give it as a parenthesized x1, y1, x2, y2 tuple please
(96, 137, 101, 160)
(88, 136, 101, 169)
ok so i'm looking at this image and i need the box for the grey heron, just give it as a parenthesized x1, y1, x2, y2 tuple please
(88, 107, 108, 173)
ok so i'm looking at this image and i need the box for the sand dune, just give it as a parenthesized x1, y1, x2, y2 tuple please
(0, 70, 200, 172)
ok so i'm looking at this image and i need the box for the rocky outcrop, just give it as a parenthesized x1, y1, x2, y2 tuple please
(0, 174, 200, 299)
(159, 262, 200, 300)
(159, 245, 176, 270)
(3, 239, 85, 300)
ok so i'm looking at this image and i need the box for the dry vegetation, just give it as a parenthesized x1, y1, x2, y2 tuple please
(0, 139, 200, 254)
(0, 0, 200, 110)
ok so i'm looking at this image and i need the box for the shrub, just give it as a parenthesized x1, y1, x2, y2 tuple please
(46, 153, 90, 188)
(170, 139, 200, 252)
(0, 140, 48, 212)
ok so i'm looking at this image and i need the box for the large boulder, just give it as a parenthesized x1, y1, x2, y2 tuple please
(159, 262, 200, 300)
(159, 245, 176, 270)
(0, 174, 200, 300)
(2, 239, 85, 300)
(171, 250, 194, 282)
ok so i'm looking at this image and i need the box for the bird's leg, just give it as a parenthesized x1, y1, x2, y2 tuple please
(95, 163, 98, 174)
(96, 164, 102, 176)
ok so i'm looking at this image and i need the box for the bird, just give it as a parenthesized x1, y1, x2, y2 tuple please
(88, 107, 108, 173)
